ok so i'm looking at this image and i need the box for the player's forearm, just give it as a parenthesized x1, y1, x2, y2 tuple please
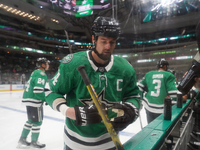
(66, 107, 76, 120)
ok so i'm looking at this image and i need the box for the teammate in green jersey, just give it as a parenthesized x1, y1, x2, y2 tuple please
(17, 57, 50, 149)
(138, 59, 178, 124)
(45, 16, 141, 150)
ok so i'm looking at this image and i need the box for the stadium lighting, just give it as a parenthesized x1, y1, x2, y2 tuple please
(138, 59, 147, 63)
(75, 42, 82, 45)
(151, 4, 161, 11)
(69, 40, 74, 42)
(170, 37, 179, 40)
(25, 48, 32, 51)
(3, 6, 8, 9)
(36, 50, 44, 54)
(176, 56, 192, 60)
(158, 38, 166, 41)
(19, 12, 25, 16)
(0, 4, 40, 22)
(137, 59, 156, 63)
(122, 55, 128, 58)
(7, 7, 13, 12)
(151, 0, 179, 11)
(11, 9, 17, 13)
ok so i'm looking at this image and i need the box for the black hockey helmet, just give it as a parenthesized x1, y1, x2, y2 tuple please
(157, 59, 169, 69)
(36, 57, 50, 68)
(91, 16, 120, 41)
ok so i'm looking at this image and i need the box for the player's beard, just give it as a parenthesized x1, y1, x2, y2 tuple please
(93, 48, 111, 61)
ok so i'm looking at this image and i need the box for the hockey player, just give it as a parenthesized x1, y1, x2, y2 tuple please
(17, 57, 50, 149)
(45, 16, 140, 150)
(138, 59, 178, 124)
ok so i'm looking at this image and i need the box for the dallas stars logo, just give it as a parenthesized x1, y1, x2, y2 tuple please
(62, 54, 73, 63)
(78, 88, 116, 108)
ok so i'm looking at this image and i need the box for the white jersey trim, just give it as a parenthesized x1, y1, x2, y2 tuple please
(137, 82, 145, 92)
(105, 55, 113, 72)
(87, 51, 98, 71)
(86, 50, 114, 72)
(168, 90, 178, 94)
(33, 91, 43, 93)
(33, 86, 44, 93)
(64, 124, 115, 150)
(143, 99, 176, 113)
(123, 94, 140, 100)
(168, 90, 178, 98)
(170, 95, 177, 98)
(45, 90, 52, 97)
(34, 86, 44, 90)
(142, 97, 164, 114)
(22, 98, 43, 103)
(137, 82, 144, 88)
(22, 98, 43, 107)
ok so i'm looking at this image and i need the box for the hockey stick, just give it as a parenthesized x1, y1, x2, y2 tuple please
(77, 65, 124, 150)
(196, 20, 200, 53)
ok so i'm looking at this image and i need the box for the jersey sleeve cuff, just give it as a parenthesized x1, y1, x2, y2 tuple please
(52, 98, 69, 116)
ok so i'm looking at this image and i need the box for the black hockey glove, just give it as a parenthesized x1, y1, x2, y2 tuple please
(111, 102, 138, 132)
(74, 104, 102, 126)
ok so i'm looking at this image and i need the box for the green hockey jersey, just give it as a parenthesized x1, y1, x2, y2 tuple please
(46, 50, 140, 150)
(138, 70, 178, 114)
(22, 69, 47, 107)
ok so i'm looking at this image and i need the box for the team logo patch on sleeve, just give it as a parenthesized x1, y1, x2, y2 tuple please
(40, 72, 45, 76)
(62, 54, 73, 63)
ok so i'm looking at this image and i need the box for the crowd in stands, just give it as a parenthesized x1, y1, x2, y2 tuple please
(0, 54, 60, 84)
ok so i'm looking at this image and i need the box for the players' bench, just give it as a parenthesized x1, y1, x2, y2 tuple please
(123, 99, 194, 150)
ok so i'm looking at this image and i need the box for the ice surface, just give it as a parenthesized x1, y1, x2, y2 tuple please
(0, 91, 147, 150)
